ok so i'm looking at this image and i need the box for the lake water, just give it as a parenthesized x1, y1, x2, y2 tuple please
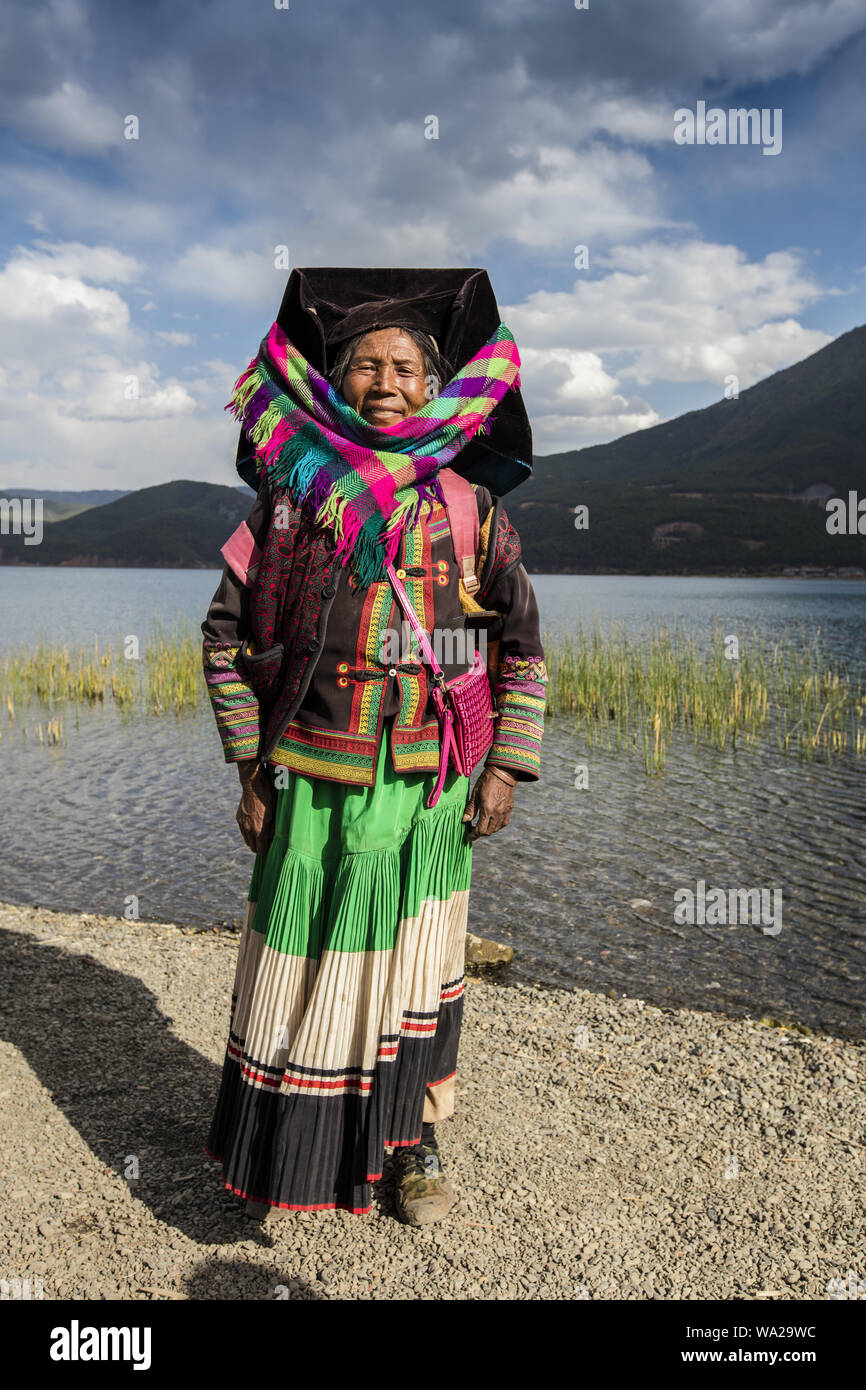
(1, 568, 864, 1038)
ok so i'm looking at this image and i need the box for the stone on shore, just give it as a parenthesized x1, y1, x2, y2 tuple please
(465, 931, 514, 976)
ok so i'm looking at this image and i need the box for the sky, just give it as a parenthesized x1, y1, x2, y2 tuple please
(1, 0, 864, 492)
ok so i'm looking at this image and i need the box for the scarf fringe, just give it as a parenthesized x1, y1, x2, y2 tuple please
(224, 322, 521, 589)
(235, 422, 401, 588)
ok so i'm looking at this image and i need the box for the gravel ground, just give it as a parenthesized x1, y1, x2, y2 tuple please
(0, 898, 863, 1302)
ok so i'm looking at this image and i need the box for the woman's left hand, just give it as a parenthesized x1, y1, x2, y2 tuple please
(462, 767, 515, 840)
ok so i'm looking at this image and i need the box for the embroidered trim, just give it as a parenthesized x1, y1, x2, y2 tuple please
(203, 641, 261, 761)
(498, 655, 548, 683)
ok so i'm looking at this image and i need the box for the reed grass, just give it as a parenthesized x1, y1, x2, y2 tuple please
(0, 623, 205, 726)
(2, 618, 864, 771)
(542, 619, 866, 772)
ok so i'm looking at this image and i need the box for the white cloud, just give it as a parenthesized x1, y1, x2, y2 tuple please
(465, 143, 675, 250)
(53, 359, 198, 422)
(531, 407, 662, 453)
(513, 346, 661, 452)
(518, 345, 643, 413)
(0, 163, 184, 243)
(504, 239, 834, 450)
(9, 81, 120, 155)
(25, 210, 49, 234)
(163, 245, 282, 307)
(0, 242, 237, 488)
(508, 241, 830, 371)
(0, 253, 132, 337)
(578, 94, 678, 145)
(691, 0, 866, 84)
(19, 239, 142, 284)
(291, 129, 679, 267)
(155, 330, 194, 346)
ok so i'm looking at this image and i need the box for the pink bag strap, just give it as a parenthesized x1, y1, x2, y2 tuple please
(427, 706, 455, 806)
(386, 563, 444, 680)
(385, 561, 454, 807)
(436, 467, 480, 595)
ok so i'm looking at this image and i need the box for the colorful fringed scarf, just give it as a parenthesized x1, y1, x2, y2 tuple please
(224, 320, 522, 589)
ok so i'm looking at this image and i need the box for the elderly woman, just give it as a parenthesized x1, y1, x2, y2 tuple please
(201, 267, 548, 1226)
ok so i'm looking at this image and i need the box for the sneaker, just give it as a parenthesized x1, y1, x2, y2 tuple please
(392, 1137, 456, 1226)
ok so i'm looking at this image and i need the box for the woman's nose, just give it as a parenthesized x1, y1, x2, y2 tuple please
(370, 365, 399, 394)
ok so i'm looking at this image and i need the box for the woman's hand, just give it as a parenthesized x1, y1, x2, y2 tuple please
(462, 765, 516, 841)
(236, 759, 276, 855)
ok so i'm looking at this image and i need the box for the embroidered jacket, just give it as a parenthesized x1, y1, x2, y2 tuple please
(201, 478, 548, 786)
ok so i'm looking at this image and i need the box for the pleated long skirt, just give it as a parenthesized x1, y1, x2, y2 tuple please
(206, 716, 474, 1214)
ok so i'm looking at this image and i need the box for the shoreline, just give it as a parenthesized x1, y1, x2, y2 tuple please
(0, 891, 852, 1044)
(1, 558, 864, 579)
(1, 898, 863, 1301)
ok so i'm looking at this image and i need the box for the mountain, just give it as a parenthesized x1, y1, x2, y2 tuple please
(509, 324, 866, 574)
(0, 488, 131, 507)
(0, 480, 249, 567)
(535, 323, 866, 494)
(511, 479, 866, 575)
(0, 488, 131, 524)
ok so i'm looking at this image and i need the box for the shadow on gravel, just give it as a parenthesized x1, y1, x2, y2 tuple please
(182, 1258, 326, 1300)
(0, 929, 384, 1247)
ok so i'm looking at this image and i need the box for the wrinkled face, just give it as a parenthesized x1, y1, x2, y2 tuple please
(339, 328, 430, 425)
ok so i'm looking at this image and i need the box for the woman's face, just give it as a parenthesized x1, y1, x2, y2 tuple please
(340, 328, 430, 424)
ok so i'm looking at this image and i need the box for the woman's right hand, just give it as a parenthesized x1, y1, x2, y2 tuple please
(236, 759, 276, 855)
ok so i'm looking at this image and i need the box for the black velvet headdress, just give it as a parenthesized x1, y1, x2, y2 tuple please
(235, 267, 533, 497)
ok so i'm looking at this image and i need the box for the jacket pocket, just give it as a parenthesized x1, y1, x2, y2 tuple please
(237, 636, 285, 704)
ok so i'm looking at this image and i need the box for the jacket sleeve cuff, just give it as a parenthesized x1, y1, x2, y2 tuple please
(202, 641, 261, 762)
(486, 656, 548, 781)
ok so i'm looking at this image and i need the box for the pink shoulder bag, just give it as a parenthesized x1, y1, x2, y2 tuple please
(385, 467, 497, 809)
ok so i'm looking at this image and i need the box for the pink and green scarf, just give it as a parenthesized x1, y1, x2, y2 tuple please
(224, 320, 522, 589)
